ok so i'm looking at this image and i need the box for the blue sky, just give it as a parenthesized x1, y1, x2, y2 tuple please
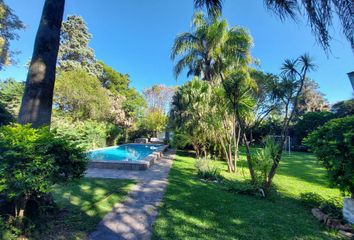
(2, 0, 353, 103)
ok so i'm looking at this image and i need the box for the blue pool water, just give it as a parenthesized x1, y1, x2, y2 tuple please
(87, 144, 164, 161)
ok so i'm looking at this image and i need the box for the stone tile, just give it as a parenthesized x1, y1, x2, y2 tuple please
(87, 150, 175, 240)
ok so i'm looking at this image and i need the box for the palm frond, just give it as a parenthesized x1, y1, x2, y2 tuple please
(280, 58, 299, 78)
(263, 0, 299, 20)
(332, 0, 354, 49)
(192, 12, 209, 28)
(264, 0, 354, 52)
(194, 0, 223, 18)
(298, 53, 316, 72)
(171, 33, 199, 60)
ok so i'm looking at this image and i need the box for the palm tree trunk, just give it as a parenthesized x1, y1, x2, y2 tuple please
(18, 0, 65, 128)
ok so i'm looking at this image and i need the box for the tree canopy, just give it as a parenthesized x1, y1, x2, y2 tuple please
(0, 0, 24, 70)
(54, 68, 110, 121)
(58, 15, 102, 77)
(171, 12, 253, 82)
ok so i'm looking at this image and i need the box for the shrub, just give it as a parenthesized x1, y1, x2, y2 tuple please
(0, 124, 87, 220)
(195, 157, 222, 181)
(0, 216, 19, 240)
(300, 192, 343, 219)
(304, 116, 354, 197)
(252, 136, 279, 189)
(52, 118, 107, 150)
(171, 132, 191, 149)
(299, 192, 325, 209)
(223, 180, 260, 196)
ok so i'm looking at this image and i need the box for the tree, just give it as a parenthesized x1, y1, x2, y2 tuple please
(171, 13, 254, 171)
(98, 62, 146, 142)
(223, 68, 257, 178)
(195, 0, 354, 51)
(293, 111, 334, 146)
(58, 15, 102, 77)
(141, 109, 168, 138)
(331, 99, 354, 118)
(248, 69, 282, 141)
(297, 78, 329, 115)
(54, 68, 110, 121)
(0, 78, 24, 117)
(207, 85, 240, 172)
(171, 12, 252, 82)
(170, 78, 212, 157)
(263, 54, 316, 190)
(99, 61, 130, 95)
(0, 0, 24, 70)
(18, 0, 65, 128)
(0, 102, 12, 125)
(143, 84, 176, 114)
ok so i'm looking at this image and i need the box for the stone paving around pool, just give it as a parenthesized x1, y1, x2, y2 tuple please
(87, 149, 175, 240)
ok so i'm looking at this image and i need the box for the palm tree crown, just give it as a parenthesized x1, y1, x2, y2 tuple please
(171, 12, 253, 82)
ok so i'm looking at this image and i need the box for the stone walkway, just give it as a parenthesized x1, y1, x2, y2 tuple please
(86, 149, 175, 240)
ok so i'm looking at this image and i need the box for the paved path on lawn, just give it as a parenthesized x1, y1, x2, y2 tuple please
(86, 149, 175, 240)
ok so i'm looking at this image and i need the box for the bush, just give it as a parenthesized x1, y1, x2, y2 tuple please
(195, 158, 222, 181)
(300, 192, 343, 219)
(300, 192, 325, 209)
(171, 132, 191, 150)
(52, 118, 107, 150)
(223, 180, 260, 196)
(0, 124, 87, 220)
(0, 216, 19, 240)
(304, 116, 354, 197)
(252, 136, 279, 188)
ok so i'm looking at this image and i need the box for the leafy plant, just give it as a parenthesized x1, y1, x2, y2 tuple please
(52, 118, 107, 150)
(252, 136, 279, 189)
(0, 216, 19, 240)
(304, 116, 354, 197)
(195, 157, 222, 181)
(300, 192, 325, 209)
(300, 192, 343, 219)
(0, 124, 87, 220)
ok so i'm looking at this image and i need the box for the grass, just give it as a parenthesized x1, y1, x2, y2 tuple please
(152, 150, 342, 240)
(33, 178, 135, 240)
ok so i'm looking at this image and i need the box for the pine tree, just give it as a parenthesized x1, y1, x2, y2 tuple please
(58, 15, 102, 77)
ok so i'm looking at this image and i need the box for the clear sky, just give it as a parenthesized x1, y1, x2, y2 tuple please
(2, 0, 353, 103)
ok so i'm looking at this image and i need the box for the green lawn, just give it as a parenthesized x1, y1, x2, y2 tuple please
(152, 150, 342, 240)
(33, 178, 135, 240)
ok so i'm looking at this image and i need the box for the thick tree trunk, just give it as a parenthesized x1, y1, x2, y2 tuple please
(18, 0, 65, 128)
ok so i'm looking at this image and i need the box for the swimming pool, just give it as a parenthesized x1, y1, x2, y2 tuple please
(87, 143, 165, 162)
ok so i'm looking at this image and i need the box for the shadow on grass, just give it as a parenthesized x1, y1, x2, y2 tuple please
(152, 150, 340, 240)
(32, 178, 134, 240)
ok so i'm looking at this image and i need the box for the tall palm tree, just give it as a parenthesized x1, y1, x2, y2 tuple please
(17, 0, 65, 128)
(171, 12, 252, 82)
(195, 0, 354, 51)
